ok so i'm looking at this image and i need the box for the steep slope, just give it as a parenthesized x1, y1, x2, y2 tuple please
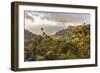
(55, 25, 90, 40)
(24, 24, 90, 61)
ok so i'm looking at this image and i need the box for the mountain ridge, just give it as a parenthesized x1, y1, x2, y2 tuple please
(24, 24, 90, 61)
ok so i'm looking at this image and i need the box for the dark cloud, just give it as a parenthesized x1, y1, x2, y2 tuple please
(39, 12, 90, 24)
(25, 11, 90, 35)
(25, 11, 90, 24)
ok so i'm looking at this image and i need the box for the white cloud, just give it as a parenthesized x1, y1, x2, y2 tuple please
(25, 11, 86, 35)
(25, 12, 64, 29)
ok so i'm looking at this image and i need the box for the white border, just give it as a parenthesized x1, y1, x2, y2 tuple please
(18, 5, 96, 68)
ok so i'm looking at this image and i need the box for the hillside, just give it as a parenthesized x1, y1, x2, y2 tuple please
(24, 24, 90, 61)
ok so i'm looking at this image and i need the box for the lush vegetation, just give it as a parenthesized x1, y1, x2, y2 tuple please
(24, 24, 90, 61)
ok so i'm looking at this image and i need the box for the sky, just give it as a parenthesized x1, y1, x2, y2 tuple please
(25, 11, 90, 35)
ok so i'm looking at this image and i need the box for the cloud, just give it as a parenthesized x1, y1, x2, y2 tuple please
(25, 11, 90, 35)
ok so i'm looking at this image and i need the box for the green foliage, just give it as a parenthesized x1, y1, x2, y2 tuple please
(24, 24, 90, 61)
(36, 56, 45, 61)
